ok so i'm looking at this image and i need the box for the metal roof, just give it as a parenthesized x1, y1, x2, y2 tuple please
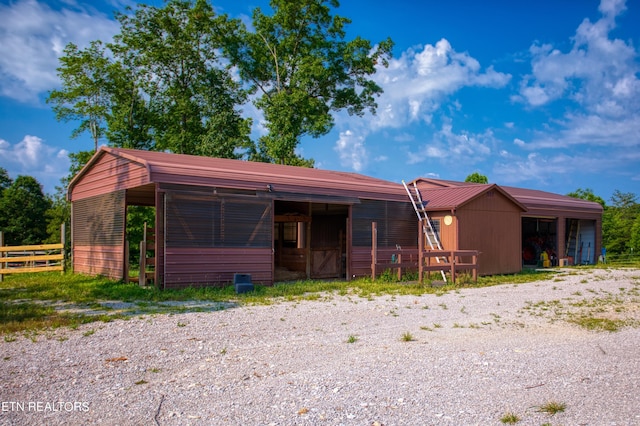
(69, 147, 408, 202)
(413, 181, 527, 211)
(411, 177, 602, 215)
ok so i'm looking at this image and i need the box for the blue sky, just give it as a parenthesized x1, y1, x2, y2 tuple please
(0, 0, 638, 202)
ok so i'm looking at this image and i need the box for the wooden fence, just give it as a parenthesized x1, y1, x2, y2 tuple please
(370, 222, 478, 284)
(0, 226, 66, 281)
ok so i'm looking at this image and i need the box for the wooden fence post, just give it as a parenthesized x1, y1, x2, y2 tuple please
(0, 231, 3, 282)
(61, 223, 66, 274)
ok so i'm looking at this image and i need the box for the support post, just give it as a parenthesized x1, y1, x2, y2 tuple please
(371, 222, 377, 280)
(450, 251, 456, 284)
(418, 225, 423, 284)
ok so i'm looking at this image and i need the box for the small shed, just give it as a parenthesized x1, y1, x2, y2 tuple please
(413, 178, 604, 267)
(67, 147, 416, 288)
(411, 179, 527, 276)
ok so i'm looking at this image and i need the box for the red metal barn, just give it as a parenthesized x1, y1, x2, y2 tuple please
(67, 148, 416, 288)
(68, 148, 603, 288)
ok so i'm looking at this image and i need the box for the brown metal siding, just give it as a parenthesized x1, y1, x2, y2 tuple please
(456, 191, 522, 275)
(164, 248, 272, 288)
(155, 186, 165, 289)
(72, 190, 126, 279)
(70, 152, 149, 201)
(162, 184, 273, 287)
(351, 200, 417, 277)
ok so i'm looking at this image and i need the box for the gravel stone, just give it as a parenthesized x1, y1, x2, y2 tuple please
(1, 268, 640, 425)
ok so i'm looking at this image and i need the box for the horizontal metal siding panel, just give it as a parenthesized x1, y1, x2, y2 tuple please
(73, 191, 125, 246)
(165, 189, 272, 248)
(71, 153, 150, 201)
(164, 248, 272, 288)
(73, 245, 124, 280)
(351, 247, 372, 278)
(352, 200, 417, 247)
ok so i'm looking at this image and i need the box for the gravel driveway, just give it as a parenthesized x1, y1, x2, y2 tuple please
(1, 268, 640, 425)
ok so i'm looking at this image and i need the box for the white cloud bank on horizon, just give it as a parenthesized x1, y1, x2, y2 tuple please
(0, 0, 119, 102)
(0, 135, 70, 194)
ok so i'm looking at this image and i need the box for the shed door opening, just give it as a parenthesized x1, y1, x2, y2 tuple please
(522, 217, 557, 267)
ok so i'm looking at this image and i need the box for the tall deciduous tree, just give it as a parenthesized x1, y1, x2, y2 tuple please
(113, 0, 251, 157)
(224, 0, 393, 165)
(47, 41, 112, 152)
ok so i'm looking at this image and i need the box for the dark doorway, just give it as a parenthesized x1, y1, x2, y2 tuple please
(274, 201, 348, 281)
(521, 217, 557, 266)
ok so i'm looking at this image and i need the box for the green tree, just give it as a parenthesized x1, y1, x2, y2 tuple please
(567, 188, 606, 208)
(224, 0, 393, 165)
(0, 176, 51, 245)
(0, 168, 11, 190)
(113, 0, 251, 157)
(603, 190, 639, 255)
(47, 41, 112, 152)
(464, 172, 488, 184)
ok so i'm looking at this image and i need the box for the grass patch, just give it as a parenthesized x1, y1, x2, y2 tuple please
(537, 400, 566, 415)
(0, 267, 617, 335)
(400, 331, 415, 342)
(500, 412, 520, 424)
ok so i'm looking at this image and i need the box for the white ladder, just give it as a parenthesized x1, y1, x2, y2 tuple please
(402, 180, 447, 282)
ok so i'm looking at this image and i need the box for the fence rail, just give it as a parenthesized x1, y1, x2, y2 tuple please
(0, 228, 66, 279)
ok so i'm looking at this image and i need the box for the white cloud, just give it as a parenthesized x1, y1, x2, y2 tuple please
(409, 121, 494, 165)
(493, 148, 636, 186)
(516, 0, 640, 150)
(0, 0, 120, 102)
(334, 130, 367, 172)
(333, 38, 510, 172)
(370, 39, 511, 130)
(0, 135, 70, 193)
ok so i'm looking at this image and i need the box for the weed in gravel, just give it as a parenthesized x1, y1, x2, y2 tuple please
(433, 323, 442, 328)
(500, 411, 520, 423)
(400, 331, 415, 342)
(82, 329, 95, 337)
(134, 379, 147, 385)
(346, 334, 358, 343)
(537, 400, 566, 415)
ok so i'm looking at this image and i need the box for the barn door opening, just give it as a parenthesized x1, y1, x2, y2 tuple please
(273, 201, 348, 282)
(521, 217, 557, 267)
